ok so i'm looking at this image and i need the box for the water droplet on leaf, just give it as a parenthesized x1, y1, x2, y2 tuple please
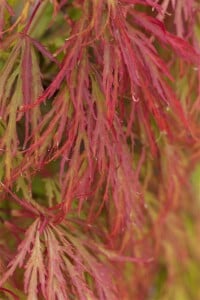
(132, 94, 140, 102)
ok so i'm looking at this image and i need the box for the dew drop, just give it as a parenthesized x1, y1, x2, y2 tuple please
(132, 94, 140, 102)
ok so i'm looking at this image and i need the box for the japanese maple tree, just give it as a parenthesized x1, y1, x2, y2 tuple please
(0, 0, 200, 299)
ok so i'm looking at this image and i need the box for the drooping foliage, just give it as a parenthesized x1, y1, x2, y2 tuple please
(0, 0, 200, 299)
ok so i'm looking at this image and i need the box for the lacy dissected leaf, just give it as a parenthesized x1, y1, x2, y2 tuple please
(0, 219, 40, 286)
(0, 218, 121, 300)
(0, 33, 45, 180)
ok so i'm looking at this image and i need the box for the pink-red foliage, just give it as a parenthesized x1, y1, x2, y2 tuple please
(0, 0, 200, 299)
